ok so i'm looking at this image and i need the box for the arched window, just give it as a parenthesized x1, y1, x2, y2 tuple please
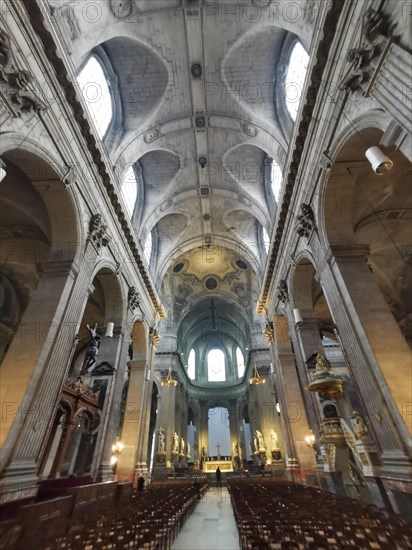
(285, 42, 309, 121)
(121, 165, 137, 217)
(188, 349, 196, 380)
(271, 161, 283, 201)
(144, 231, 152, 264)
(207, 349, 226, 382)
(263, 227, 270, 254)
(236, 347, 245, 378)
(77, 56, 113, 138)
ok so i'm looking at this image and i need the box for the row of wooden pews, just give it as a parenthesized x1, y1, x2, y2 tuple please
(0, 479, 207, 549)
(227, 478, 412, 550)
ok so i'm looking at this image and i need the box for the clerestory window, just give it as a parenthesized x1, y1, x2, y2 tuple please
(236, 347, 245, 378)
(144, 231, 153, 264)
(271, 161, 283, 202)
(122, 165, 138, 218)
(188, 349, 196, 380)
(77, 55, 113, 139)
(263, 227, 270, 254)
(285, 42, 309, 121)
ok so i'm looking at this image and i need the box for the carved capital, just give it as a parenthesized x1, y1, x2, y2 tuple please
(128, 286, 141, 311)
(88, 214, 111, 249)
(294, 203, 316, 239)
(262, 320, 275, 345)
(276, 280, 288, 303)
(339, 8, 393, 94)
(149, 327, 160, 348)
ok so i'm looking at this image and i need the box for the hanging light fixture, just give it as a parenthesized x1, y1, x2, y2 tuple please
(249, 365, 265, 385)
(365, 146, 393, 175)
(161, 367, 178, 387)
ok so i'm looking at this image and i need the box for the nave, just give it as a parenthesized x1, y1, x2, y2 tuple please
(171, 486, 239, 550)
(2, 477, 411, 549)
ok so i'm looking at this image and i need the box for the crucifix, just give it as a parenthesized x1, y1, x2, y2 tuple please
(216, 442, 222, 459)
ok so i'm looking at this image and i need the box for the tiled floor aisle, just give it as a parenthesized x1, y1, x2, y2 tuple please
(172, 486, 240, 550)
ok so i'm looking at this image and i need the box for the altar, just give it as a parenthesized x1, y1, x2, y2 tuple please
(203, 460, 233, 473)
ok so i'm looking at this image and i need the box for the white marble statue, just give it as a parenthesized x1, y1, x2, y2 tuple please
(270, 428, 279, 450)
(158, 427, 165, 453)
(255, 430, 265, 452)
(180, 436, 185, 454)
(186, 442, 191, 458)
(352, 411, 368, 440)
(173, 432, 179, 453)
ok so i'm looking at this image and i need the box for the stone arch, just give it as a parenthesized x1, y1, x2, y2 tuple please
(0, 146, 80, 461)
(317, 122, 412, 445)
(72, 267, 125, 374)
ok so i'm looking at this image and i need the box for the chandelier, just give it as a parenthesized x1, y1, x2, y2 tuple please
(249, 365, 265, 385)
(161, 367, 178, 387)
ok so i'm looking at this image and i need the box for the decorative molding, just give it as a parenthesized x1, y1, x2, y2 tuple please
(0, 28, 46, 117)
(110, 0, 135, 19)
(88, 214, 111, 249)
(63, 165, 78, 186)
(294, 203, 316, 239)
(242, 122, 257, 137)
(143, 127, 159, 144)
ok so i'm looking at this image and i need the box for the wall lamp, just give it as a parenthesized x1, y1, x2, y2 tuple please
(305, 430, 315, 449)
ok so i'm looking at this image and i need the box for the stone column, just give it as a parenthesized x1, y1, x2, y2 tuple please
(152, 364, 178, 479)
(274, 315, 316, 475)
(116, 360, 146, 482)
(135, 341, 158, 475)
(198, 400, 208, 466)
(93, 331, 128, 481)
(0, 258, 97, 496)
(321, 245, 411, 474)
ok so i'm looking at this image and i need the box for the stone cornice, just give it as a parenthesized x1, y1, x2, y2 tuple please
(257, 0, 344, 314)
(20, 0, 164, 319)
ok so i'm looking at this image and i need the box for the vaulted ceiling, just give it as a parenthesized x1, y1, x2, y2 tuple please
(53, 0, 315, 369)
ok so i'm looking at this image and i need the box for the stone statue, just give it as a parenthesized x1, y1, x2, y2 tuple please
(173, 432, 179, 453)
(232, 441, 239, 457)
(352, 411, 368, 440)
(84, 323, 101, 373)
(270, 429, 279, 450)
(202, 445, 206, 457)
(186, 442, 191, 458)
(158, 427, 165, 453)
(253, 434, 258, 453)
(180, 437, 185, 455)
(255, 430, 265, 452)
(248, 442, 253, 457)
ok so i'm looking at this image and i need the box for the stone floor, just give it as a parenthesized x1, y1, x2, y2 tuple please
(172, 486, 240, 550)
